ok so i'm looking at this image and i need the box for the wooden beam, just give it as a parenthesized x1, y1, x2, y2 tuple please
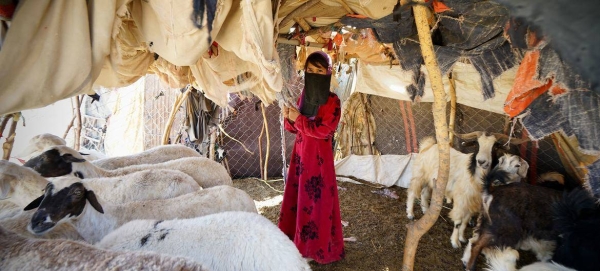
(277, 37, 326, 48)
(294, 17, 312, 31)
(335, 0, 354, 14)
(448, 72, 457, 146)
(402, 0, 450, 270)
(280, 0, 321, 29)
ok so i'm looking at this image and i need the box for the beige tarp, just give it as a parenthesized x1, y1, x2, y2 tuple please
(0, 0, 117, 115)
(354, 61, 517, 115)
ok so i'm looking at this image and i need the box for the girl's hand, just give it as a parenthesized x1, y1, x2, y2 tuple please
(288, 107, 300, 122)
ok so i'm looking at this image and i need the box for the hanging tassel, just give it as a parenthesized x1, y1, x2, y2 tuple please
(191, 0, 218, 44)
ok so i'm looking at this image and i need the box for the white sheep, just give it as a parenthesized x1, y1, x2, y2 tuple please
(407, 132, 529, 248)
(25, 178, 257, 244)
(25, 146, 232, 188)
(92, 144, 201, 170)
(0, 211, 84, 241)
(482, 246, 576, 271)
(54, 170, 201, 204)
(0, 201, 21, 220)
(0, 225, 209, 271)
(97, 212, 312, 271)
(16, 133, 66, 162)
(1, 160, 200, 206)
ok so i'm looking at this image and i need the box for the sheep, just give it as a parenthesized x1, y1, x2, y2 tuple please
(1, 160, 200, 206)
(0, 211, 84, 241)
(24, 145, 232, 188)
(551, 187, 600, 271)
(0, 226, 209, 271)
(24, 177, 257, 244)
(462, 181, 562, 271)
(16, 133, 66, 162)
(16, 133, 104, 163)
(0, 201, 21, 220)
(481, 247, 576, 271)
(407, 131, 528, 248)
(91, 144, 201, 170)
(97, 211, 312, 271)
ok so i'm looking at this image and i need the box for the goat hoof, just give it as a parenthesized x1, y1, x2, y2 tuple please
(407, 214, 414, 220)
(451, 241, 461, 249)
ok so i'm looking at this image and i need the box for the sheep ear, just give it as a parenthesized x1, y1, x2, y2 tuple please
(518, 158, 529, 178)
(86, 190, 104, 214)
(79, 152, 90, 156)
(24, 195, 45, 211)
(62, 154, 86, 163)
(0, 175, 15, 199)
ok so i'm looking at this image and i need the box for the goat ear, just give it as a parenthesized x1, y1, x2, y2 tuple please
(24, 195, 45, 211)
(86, 190, 104, 214)
(518, 158, 529, 178)
(62, 154, 86, 163)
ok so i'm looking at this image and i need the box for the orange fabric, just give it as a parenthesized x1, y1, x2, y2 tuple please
(432, 0, 451, 13)
(504, 50, 551, 117)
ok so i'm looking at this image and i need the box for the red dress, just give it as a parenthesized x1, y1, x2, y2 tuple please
(278, 92, 345, 264)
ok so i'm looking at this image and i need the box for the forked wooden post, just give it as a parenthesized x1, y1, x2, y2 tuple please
(401, 1, 451, 270)
(162, 86, 192, 145)
(74, 96, 82, 151)
(2, 113, 21, 160)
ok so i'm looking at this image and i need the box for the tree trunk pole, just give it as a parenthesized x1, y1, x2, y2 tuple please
(74, 96, 82, 151)
(2, 113, 21, 160)
(448, 72, 457, 147)
(402, 1, 450, 270)
(162, 86, 192, 145)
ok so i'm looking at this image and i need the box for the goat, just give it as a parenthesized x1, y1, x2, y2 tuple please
(24, 145, 232, 188)
(551, 187, 600, 271)
(97, 212, 312, 271)
(24, 177, 257, 243)
(91, 144, 201, 170)
(0, 225, 209, 271)
(462, 180, 562, 271)
(407, 131, 528, 248)
(482, 246, 576, 271)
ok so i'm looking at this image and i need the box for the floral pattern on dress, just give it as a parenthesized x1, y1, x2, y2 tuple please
(304, 175, 324, 203)
(300, 221, 319, 242)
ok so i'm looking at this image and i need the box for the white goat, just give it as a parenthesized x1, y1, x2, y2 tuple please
(25, 178, 257, 244)
(92, 144, 201, 170)
(25, 146, 232, 188)
(97, 212, 312, 271)
(0, 226, 209, 271)
(482, 247, 576, 271)
(494, 153, 529, 183)
(407, 132, 506, 248)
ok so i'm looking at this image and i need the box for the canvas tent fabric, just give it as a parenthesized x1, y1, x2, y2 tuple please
(0, 0, 116, 115)
(335, 154, 414, 188)
(354, 61, 516, 115)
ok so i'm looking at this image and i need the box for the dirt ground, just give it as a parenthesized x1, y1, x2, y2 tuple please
(232, 178, 527, 271)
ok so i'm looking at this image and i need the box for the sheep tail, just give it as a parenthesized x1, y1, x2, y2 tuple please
(418, 137, 437, 153)
(483, 168, 510, 195)
(552, 187, 599, 234)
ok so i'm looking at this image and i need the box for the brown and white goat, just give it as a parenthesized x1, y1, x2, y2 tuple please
(406, 131, 528, 248)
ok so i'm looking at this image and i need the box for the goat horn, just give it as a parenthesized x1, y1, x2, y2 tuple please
(452, 131, 483, 140)
(492, 133, 531, 145)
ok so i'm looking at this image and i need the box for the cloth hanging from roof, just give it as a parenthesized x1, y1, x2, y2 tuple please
(0, 0, 116, 115)
(148, 56, 192, 88)
(185, 88, 219, 145)
(95, 5, 154, 88)
(550, 132, 599, 184)
(384, 0, 519, 102)
(129, 0, 226, 67)
(191, 0, 281, 107)
(521, 91, 600, 156)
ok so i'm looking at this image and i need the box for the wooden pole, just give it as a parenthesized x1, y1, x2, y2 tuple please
(209, 129, 217, 161)
(261, 103, 271, 180)
(448, 72, 457, 147)
(2, 113, 21, 160)
(0, 115, 10, 138)
(258, 111, 265, 180)
(163, 86, 192, 145)
(280, 0, 322, 29)
(402, 0, 450, 270)
(73, 96, 82, 151)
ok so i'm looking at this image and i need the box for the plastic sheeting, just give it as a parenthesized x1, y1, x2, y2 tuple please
(335, 154, 414, 188)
